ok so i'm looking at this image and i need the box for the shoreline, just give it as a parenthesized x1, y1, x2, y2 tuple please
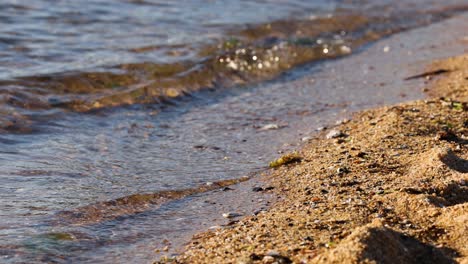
(1, 4, 468, 264)
(168, 54, 467, 264)
(160, 17, 468, 264)
(5, 11, 467, 264)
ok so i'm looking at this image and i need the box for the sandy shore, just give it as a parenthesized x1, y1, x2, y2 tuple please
(154, 18, 468, 264)
(164, 53, 467, 264)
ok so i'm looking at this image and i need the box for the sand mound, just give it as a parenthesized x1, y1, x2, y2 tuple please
(315, 220, 453, 264)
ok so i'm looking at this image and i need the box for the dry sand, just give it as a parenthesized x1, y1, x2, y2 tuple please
(158, 51, 467, 264)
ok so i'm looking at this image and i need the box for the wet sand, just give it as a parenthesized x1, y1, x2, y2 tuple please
(162, 16, 468, 264)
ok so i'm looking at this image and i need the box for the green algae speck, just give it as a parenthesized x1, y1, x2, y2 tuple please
(269, 153, 302, 168)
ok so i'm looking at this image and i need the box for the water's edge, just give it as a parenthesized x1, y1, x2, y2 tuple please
(1, 4, 467, 133)
(1, 5, 467, 264)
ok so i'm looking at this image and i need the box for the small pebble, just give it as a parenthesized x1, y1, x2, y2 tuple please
(340, 45, 352, 54)
(263, 256, 275, 263)
(335, 138, 346, 144)
(266, 250, 280, 256)
(335, 118, 349, 125)
(252, 187, 264, 192)
(222, 212, 242, 218)
(326, 129, 345, 139)
(260, 124, 279, 130)
(253, 210, 266, 215)
(356, 152, 368, 158)
(337, 167, 350, 174)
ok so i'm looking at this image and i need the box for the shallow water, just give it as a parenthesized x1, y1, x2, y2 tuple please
(1, 0, 467, 131)
(0, 1, 467, 263)
(0, 0, 336, 79)
(0, 0, 464, 79)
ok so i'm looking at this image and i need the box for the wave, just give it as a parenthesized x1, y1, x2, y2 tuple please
(0, 5, 466, 133)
